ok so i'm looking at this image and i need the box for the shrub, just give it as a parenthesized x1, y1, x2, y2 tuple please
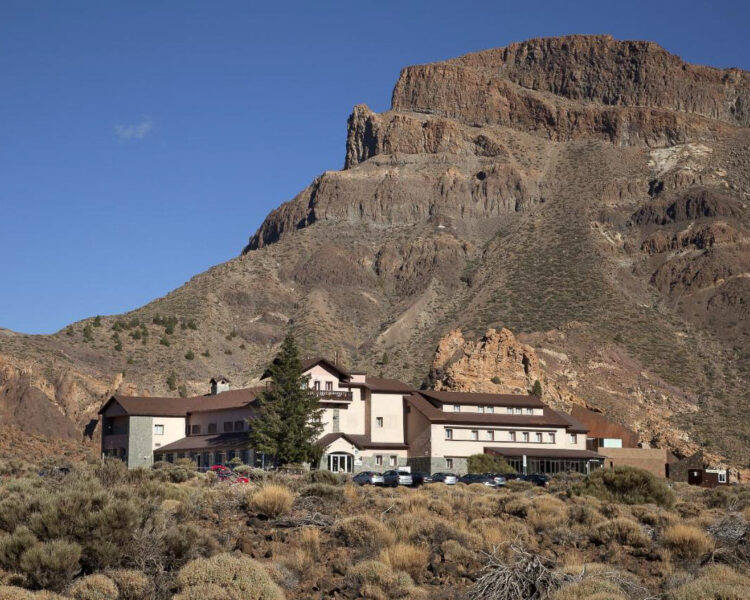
(160, 336, 170, 347)
(347, 560, 414, 599)
(67, 574, 118, 600)
(590, 518, 649, 547)
(667, 563, 750, 600)
(106, 569, 152, 600)
(300, 483, 344, 501)
(660, 524, 713, 560)
(175, 553, 284, 600)
(379, 543, 429, 581)
(551, 578, 626, 600)
(305, 470, 341, 485)
(185, 350, 194, 360)
(467, 454, 515, 474)
(95, 457, 129, 487)
(333, 515, 395, 549)
(0, 586, 37, 600)
(249, 485, 294, 518)
(19, 540, 82, 591)
(527, 496, 568, 532)
(572, 467, 675, 508)
(0, 526, 37, 571)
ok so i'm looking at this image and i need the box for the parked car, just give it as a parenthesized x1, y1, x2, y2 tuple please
(458, 473, 498, 487)
(484, 473, 507, 486)
(527, 473, 550, 487)
(431, 472, 458, 485)
(504, 472, 526, 481)
(352, 471, 385, 486)
(210, 464, 249, 484)
(382, 470, 413, 487)
(410, 471, 433, 486)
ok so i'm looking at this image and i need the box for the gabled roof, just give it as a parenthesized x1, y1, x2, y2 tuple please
(343, 376, 414, 393)
(407, 392, 588, 432)
(316, 432, 409, 450)
(98, 387, 264, 418)
(210, 375, 231, 384)
(260, 357, 351, 381)
(418, 389, 545, 408)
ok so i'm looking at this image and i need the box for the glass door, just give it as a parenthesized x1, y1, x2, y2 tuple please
(328, 453, 352, 473)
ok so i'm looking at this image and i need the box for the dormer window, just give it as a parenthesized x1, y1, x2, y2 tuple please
(453, 405, 461, 412)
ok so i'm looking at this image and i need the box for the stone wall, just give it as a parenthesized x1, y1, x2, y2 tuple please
(127, 416, 153, 469)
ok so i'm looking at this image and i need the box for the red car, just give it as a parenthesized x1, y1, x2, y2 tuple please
(209, 464, 249, 484)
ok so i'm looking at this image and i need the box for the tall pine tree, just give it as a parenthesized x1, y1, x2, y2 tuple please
(249, 333, 323, 466)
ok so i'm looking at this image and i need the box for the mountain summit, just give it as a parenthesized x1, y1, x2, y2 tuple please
(2, 35, 749, 468)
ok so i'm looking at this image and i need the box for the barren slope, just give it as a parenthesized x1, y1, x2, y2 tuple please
(1, 35, 749, 468)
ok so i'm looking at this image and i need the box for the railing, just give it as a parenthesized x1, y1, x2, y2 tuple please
(312, 389, 353, 402)
(101, 433, 128, 450)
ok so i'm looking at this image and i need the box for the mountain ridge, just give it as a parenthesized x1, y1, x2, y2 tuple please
(1, 35, 749, 472)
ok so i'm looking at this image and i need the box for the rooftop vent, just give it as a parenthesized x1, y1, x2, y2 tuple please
(209, 376, 230, 395)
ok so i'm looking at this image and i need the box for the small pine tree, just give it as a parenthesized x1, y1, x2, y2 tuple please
(532, 380, 543, 397)
(166, 373, 177, 391)
(249, 332, 323, 466)
(201, 349, 210, 357)
(92, 315, 102, 327)
(185, 350, 195, 360)
(381, 352, 389, 365)
(82, 324, 93, 342)
(160, 336, 170, 347)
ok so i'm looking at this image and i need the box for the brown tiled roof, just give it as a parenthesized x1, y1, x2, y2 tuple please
(316, 432, 409, 450)
(362, 376, 413, 393)
(408, 393, 588, 432)
(485, 447, 605, 459)
(261, 357, 351, 380)
(154, 432, 251, 453)
(210, 375, 231, 383)
(99, 387, 263, 417)
(553, 410, 589, 434)
(418, 389, 545, 408)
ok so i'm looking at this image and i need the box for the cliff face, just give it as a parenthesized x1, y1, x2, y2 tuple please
(2, 35, 750, 468)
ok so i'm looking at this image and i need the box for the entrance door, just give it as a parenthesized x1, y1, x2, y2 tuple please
(688, 470, 703, 486)
(328, 453, 353, 473)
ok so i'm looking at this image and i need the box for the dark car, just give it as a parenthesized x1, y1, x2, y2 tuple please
(484, 473, 507, 486)
(352, 471, 385, 486)
(431, 472, 458, 485)
(527, 473, 550, 487)
(458, 473, 497, 487)
(504, 472, 527, 481)
(410, 471, 433, 486)
(382, 470, 413, 487)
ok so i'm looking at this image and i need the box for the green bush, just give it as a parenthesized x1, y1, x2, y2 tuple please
(184, 350, 195, 360)
(300, 483, 344, 501)
(106, 569, 152, 600)
(175, 553, 283, 600)
(572, 466, 675, 508)
(0, 526, 37, 571)
(20, 540, 82, 591)
(467, 454, 515, 474)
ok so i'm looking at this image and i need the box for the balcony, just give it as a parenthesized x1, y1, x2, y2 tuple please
(102, 433, 128, 451)
(313, 389, 353, 402)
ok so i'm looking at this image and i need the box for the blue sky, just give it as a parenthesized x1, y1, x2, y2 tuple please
(1, 1, 748, 334)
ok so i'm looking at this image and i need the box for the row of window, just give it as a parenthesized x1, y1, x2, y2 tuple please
(448, 405, 537, 415)
(153, 421, 248, 437)
(374, 455, 399, 467)
(444, 429, 578, 444)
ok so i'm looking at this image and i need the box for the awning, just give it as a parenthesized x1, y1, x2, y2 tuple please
(484, 447, 606, 459)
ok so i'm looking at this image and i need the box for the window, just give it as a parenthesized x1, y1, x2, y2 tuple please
(506, 407, 513, 414)
(718, 472, 727, 483)
(154, 424, 164, 435)
(191, 424, 201, 435)
(515, 407, 523, 415)
(376, 417, 384, 428)
(314, 380, 321, 390)
(453, 405, 461, 412)
(535, 432, 543, 443)
(526, 408, 533, 415)
(445, 428, 453, 440)
(478, 406, 485, 413)
(471, 430, 478, 440)
(486, 430, 494, 441)
(389, 456, 397, 466)
(547, 433, 555, 443)
(223, 422, 232, 432)
(487, 406, 494, 414)
(208, 423, 217, 434)
(234, 421, 244, 431)
(376, 455, 383, 466)
(509, 431, 516, 442)
(446, 458, 454, 470)
(325, 381, 333, 391)
(569, 434, 578, 444)
(522, 432, 529, 442)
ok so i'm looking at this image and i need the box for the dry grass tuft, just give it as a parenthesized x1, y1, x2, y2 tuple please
(667, 563, 750, 599)
(66, 574, 118, 600)
(660, 525, 713, 560)
(333, 515, 395, 549)
(591, 518, 649, 547)
(379, 543, 429, 581)
(347, 559, 414, 599)
(249, 484, 294, 518)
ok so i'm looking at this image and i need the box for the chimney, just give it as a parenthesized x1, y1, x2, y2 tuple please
(210, 376, 230, 395)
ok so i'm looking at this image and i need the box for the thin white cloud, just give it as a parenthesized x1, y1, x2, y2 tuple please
(114, 118, 153, 141)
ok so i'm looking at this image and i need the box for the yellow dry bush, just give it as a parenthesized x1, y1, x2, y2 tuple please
(398, 491, 429, 514)
(106, 569, 152, 600)
(440, 539, 477, 566)
(333, 515, 395, 549)
(379, 543, 429, 581)
(0, 586, 36, 600)
(502, 497, 532, 518)
(347, 559, 414, 600)
(175, 552, 283, 600)
(527, 496, 568, 532)
(67, 574, 119, 600)
(660, 524, 713, 560)
(667, 563, 750, 600)
(297, 527, 321, 555)
(426, 498, 452, 518)
(468, 517, 509, 549)
(591, 518, 649, 547)
(468, 494, 498, 519)
(343, 485, 359, 502)
(551, 578, 626, 600)
(249, 484, 294, 518)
